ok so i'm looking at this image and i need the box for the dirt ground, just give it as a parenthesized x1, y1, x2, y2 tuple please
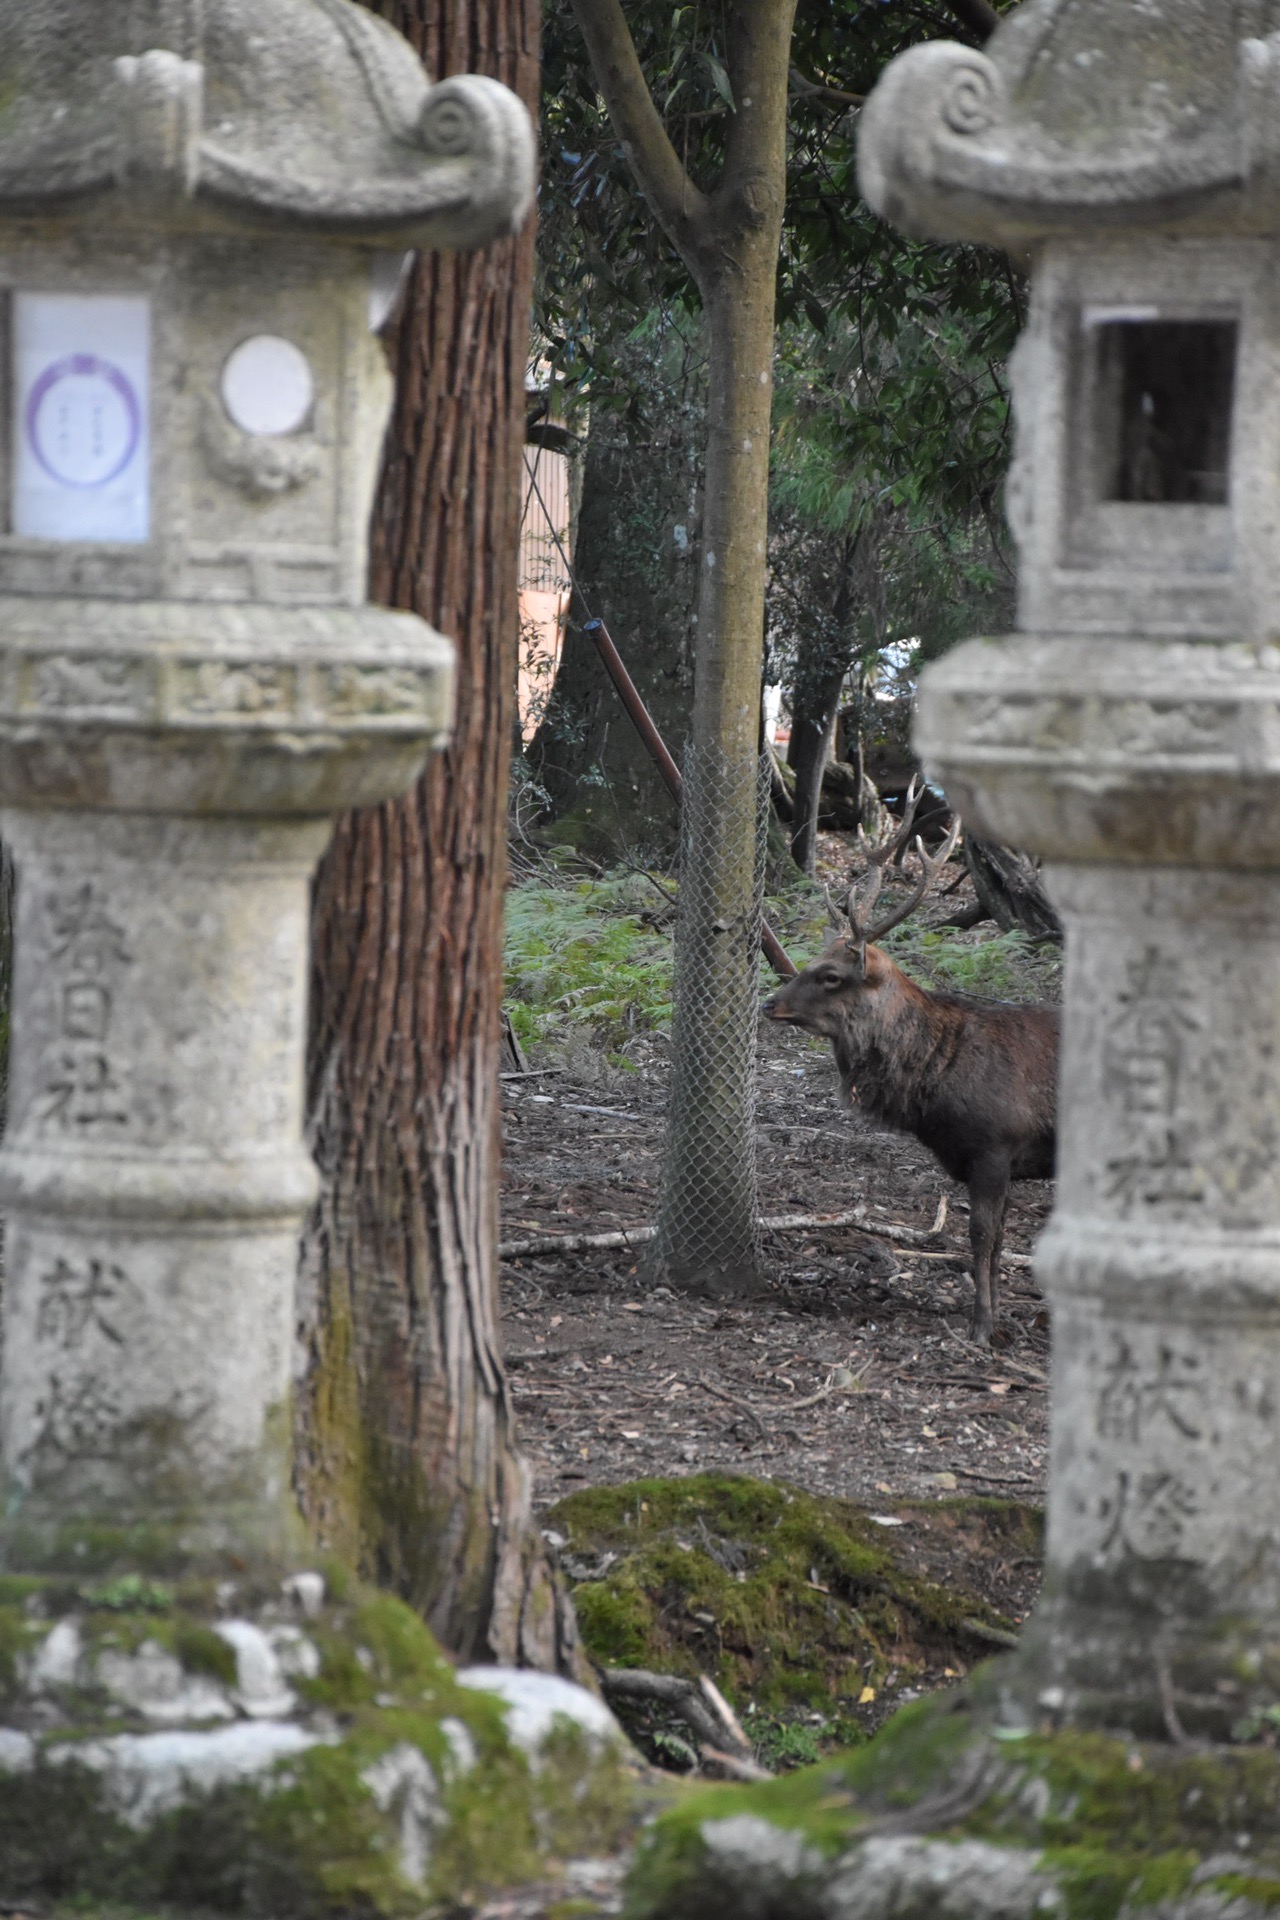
(498, 1016, 1052, 1632)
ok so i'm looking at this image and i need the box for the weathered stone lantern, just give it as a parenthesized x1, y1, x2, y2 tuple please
(0, 0, 533, 1575)
(0, 5, 576, 1903)
(862, 2, 1280, 1737)
(604, 13, 1280, 1915)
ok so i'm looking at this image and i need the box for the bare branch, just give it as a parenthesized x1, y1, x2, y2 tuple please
(700, 1744, 773, 1781)
(568, 0, 711, 258)
(600, 1667, 763, 1766)
(788, 66, 865, 109)
(500, 1205, 960, 1264)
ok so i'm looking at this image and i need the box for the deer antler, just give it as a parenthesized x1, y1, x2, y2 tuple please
(822, 884, 848, 931)
(854, 774, 924, 870)
(845, 787, 962, 946)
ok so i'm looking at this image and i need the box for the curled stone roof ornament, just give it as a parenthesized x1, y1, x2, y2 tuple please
(859, 0, 1280, 244)
(0, 0, 534, 246)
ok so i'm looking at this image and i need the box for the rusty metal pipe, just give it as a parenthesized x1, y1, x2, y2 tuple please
(583, 618, 796, 979)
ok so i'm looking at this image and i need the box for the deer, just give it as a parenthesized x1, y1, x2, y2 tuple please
(761, 788, 1058, 1344)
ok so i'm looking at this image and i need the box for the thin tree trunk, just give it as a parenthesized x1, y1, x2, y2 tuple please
(570, 0, 799, 1295)
(651, 264, 782, 1291)
(785, 528, 875, 875)
(293, 0, 576, 1673)
(787, 698, 838, 875)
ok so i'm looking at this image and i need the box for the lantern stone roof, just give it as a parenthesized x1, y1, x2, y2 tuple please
(860, 0, 1280, 246)
(0, 0, 533, 247)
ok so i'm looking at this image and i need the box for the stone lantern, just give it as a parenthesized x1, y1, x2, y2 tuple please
(861, 1, 1280, 1737)
(0, 4, 566, 1901)
(600, 12, 1280, 1915)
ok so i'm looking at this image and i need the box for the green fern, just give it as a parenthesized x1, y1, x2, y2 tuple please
(504, 875, 674, 1055)
(881, 923, 1061, 1003)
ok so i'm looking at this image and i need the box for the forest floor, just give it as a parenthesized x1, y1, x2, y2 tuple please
(484, 836, 1061, 1914)
(499, 1025, 1051, 1619)
(499, 833, 1061, 1660)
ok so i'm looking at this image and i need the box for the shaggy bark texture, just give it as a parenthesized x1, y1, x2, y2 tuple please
(294, 0, 578, 1675)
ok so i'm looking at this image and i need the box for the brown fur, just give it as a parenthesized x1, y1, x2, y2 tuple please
(762, 936, 1058, 1343)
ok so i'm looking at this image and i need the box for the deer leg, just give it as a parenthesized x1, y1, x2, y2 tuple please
(967, 1159, 1010, 1345)
(989, 1194, 1009, 1324)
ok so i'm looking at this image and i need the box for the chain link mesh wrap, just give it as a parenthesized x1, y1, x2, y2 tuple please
(647, 744, 770, 1292)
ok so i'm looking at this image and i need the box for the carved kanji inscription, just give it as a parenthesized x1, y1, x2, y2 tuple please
(1103, 949, 1206, 1210)
(34, 884, 132, 1134)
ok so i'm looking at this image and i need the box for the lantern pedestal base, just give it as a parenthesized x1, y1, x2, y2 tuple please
(0, 1567, 635, 1913)
(625, 1676, 1280, 1920)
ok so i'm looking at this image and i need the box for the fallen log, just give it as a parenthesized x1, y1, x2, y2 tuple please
(599, 1667, 761, 1768)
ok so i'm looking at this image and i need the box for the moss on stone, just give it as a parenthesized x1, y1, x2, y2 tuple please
(0, 1604, 40, 1691)
(0, 1513, 300, 1583)
(82, 1574, 175, 1613)
(1209, 1872, 1280, 1908)
(296, 1588, 461, 1716)
(0, 1574, 642, 1915)
(0, 1574, 50, 1608)
(977, 1725, 1280, 1915)
(527, 1719, 641, 1859)
(550, 1474, 1022, 1711)
(0, 1711, 635, 1917)
(624, 1685, 1280, 1920)
(52, 1604, 233, 1701)
(172, 1618, 238, 1687)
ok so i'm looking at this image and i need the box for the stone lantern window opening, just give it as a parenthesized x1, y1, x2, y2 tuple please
(1044, 245, 1255, 608)
(1094, 314, 1238, 506)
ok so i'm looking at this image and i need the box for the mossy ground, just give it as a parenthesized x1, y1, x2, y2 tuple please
(0, 1574, 641, 1916)
(548, 1474, 1034, 1768)
(625, 1683, 1280, 1920)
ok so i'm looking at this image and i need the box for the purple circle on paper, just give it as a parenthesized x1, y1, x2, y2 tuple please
(25, 353, 141, 490)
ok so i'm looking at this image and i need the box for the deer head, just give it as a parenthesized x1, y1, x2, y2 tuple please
(764, 782, 962, 1036)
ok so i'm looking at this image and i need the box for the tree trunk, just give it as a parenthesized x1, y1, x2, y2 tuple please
(571, 0, 799, 1296)
(531, 323, 704, 862)
(786, 533, 859, 876)
(651, 264, 782, 1292)
(785, 525, 885, 874)
(293, 0, 577, 1674)
(964, 834, 1063, 945)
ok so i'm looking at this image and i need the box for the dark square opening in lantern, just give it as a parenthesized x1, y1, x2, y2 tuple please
(1095, 318, 1238, 507)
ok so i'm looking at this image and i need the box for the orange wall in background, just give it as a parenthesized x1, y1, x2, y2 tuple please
(518, 446, 571, 740)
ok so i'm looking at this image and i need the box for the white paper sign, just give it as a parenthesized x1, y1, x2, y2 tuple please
(12, 292, 151, 544)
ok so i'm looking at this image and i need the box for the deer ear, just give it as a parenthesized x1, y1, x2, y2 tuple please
(851, 941, 868, 980)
